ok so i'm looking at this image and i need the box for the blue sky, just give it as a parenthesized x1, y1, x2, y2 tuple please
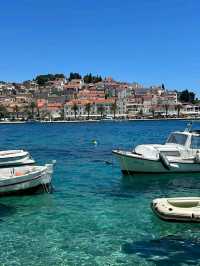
(0, 0, 200, 95)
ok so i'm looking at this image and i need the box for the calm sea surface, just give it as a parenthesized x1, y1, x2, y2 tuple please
(1, 120, 200, 265)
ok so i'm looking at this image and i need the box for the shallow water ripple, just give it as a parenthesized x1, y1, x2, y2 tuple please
(0, 120, 199, 265)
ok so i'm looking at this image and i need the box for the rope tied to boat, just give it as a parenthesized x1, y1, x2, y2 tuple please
(42, 182, 52, 194)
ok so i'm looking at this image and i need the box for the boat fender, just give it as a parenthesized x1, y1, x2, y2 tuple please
(159, 152, 170, 170)
(195, 151, 200, 163)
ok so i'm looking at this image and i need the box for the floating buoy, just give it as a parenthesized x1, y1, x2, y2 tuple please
(92, 140, 98, 145)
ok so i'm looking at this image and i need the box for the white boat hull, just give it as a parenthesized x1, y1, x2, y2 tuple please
(112, 150, 200, 173)
(0, 150, 35, 167)
(0, 165, 53, 195)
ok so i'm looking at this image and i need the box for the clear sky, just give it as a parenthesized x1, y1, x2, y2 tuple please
(0, 0, 200, 95)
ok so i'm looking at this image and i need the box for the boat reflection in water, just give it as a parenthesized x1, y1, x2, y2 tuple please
(120, 171, 200, 196)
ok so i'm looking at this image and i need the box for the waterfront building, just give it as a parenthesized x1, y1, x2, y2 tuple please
(181, 104, 200, 116)
(0, 76, 197, 121)
(47, 103, 63, 120)
(15, 93, 33, 104)
(63, 79, 84, 100)
(64, 98, 115, 119)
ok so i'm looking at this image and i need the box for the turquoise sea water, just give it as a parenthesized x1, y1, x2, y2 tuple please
(1, 120, 200, 265)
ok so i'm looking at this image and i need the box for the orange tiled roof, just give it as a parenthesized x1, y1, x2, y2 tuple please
(66, 99, 90, 106)
(93, 98, 115, 104)
(47, 103, 63, 108)
(47, 102, 63, 111)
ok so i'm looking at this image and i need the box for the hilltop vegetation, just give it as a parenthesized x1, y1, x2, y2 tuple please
(35, 74, 65, 86)
(178, 89, 196, 103)
(35, 72, 102, 86)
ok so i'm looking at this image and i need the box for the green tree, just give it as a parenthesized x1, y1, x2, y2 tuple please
(35, 73, 65, 85)
(84, 73, 92, 83)
(23, 105, 31, 120)
(85, 103, 91, 119)
(0, 105, 8, 119)
(13, 104, 20, 119)
(72, 103, 78, 119)
(105, 92, 109, 99)
(138, 109, 143, 116)
(192, 98, 200, 104)
(83, 73, 102, 84)
(93, 75, 102, 83)
(54, 74, 65, 79)
(36, 106, 41, 120)
(68, 72, 82, 81)
(111, 101, 117, 119)
(35, 74, 53, 86)
(149, 107, 155, 118)
(179, 90, 195, 103)
(97, 105, 105, 119)
(30, 101, 36, 118)
(59, 105, 65, 120)
(175, 104, 182, 118)
(164, 103, 169, 117)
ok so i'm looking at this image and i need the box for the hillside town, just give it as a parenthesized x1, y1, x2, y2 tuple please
(0, 73, 199, 121)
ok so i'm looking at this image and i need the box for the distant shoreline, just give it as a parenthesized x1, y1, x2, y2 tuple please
(0, 117, 199, 124)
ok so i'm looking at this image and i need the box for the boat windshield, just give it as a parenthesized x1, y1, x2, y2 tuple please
(166, 133, 187, 146)
(190, 135, 200, 149)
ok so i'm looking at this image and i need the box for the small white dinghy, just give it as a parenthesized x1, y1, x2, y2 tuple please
(0, 163, 54, 196)
(151, 197, 200, 222)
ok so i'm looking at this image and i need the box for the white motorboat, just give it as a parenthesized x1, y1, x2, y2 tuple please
(0, 164, 54, 196)
(0, 150, 35, 167)
(151, 197, 200, 223)
(113, 124, 200, 173)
